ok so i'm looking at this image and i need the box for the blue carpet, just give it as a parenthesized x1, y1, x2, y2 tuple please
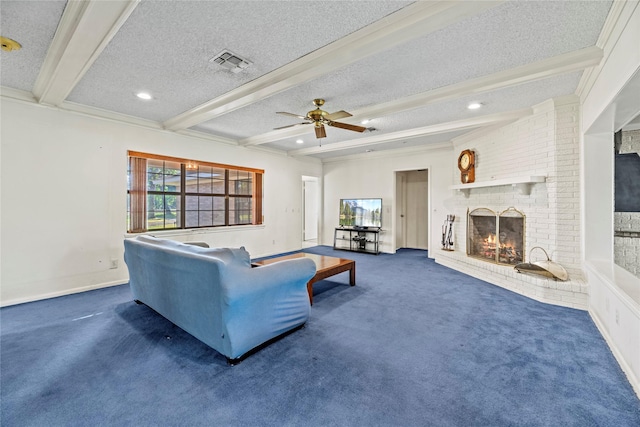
(2, 247, 639, 426)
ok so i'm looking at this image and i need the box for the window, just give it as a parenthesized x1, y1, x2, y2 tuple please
(127, 151, 263, 233)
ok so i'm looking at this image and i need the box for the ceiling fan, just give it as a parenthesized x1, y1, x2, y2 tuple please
(275, 99, 367, 139)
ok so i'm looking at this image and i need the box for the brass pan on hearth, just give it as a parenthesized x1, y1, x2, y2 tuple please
(514, 246, 568, 281)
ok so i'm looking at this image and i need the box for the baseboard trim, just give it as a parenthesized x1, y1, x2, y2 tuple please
(0, 280, 128, 307)
(589, 308, 640, 399)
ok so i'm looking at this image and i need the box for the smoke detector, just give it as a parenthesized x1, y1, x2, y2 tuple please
(210, 50, 252, 73)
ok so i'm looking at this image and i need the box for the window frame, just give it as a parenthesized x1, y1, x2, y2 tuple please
(127, 151, 263, 233)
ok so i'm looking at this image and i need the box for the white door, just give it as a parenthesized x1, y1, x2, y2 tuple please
(395, 170, 428, 250)
(302, 177, 318, 241)
(395, 173, 406, 248)
(405, 170, 429, 249)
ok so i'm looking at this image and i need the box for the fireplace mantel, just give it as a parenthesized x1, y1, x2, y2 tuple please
(450, 175, 546, 196)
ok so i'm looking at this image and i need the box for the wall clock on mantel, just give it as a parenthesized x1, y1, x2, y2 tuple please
(458, 149, 475, 184)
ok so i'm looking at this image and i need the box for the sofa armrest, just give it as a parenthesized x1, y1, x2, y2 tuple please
(219, 258, 316, 358)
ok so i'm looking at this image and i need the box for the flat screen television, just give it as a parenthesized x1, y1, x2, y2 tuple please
(339, 198, 382, 228)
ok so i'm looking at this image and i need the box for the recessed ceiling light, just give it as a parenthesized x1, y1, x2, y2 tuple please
(296, 139, 304, 144)
(136, 92, 152, 100)
(361, 119, 370, 125)
(467, 102, 482, 110)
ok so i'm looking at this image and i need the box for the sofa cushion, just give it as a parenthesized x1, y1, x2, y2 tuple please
(188, 245, 251, 267)
(134, 235, 184, 248)
(132, 235, 250, 267)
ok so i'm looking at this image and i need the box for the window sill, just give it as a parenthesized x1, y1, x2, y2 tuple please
(125, 224, 265, 238)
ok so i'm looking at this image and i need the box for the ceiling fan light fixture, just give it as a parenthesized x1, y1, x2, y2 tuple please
(275, 99, 366, 139)
(1, 36, 21, 52)
(467, 102, 483, 110)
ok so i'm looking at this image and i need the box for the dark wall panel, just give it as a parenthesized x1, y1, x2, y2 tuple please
(615, 153, 640, 212)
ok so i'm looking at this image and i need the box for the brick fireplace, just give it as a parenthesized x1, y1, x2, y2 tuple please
(435, 97, 588, 309)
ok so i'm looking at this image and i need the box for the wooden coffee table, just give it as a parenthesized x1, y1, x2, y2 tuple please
(252, 253, 355, 305)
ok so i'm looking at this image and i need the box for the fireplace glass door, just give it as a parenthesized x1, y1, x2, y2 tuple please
(497, 208, 525, 264)
(467, 207, 525, 265)
(467, 208, 497, 261)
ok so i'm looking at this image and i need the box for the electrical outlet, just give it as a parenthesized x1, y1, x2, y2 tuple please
(110, 259, 118, 269)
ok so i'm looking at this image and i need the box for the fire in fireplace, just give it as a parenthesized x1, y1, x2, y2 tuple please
(467, 207, 525, 265)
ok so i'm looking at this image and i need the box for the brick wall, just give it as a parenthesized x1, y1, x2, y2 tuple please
(435, 96, 588, 309)
(619, 129, 640, 154)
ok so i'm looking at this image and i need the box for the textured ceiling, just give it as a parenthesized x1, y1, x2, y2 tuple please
(66, 0, 411, 121)
(0, 0, 613, 160)
(259, 71, 583, 153)
(0, 1, 66, 91)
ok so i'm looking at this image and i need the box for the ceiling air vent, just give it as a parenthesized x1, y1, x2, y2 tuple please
(210, 50, 252, 73)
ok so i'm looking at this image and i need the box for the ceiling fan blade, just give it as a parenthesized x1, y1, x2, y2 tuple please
(315, 125, 327, 139)
(325, 110, 352, 121)
(276, 111, 307, 120)
(327, 121, 367, 133)
(273, 123, 309, 130)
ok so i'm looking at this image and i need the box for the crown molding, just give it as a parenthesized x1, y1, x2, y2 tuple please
(318, 142, 452, 164)
(550, 94, 580, 108)
(60, 100, 163, 129)
(529, 94, 579, 116)
(163, 1, 504, 131)
(173, 129, 238, 146)
(289, 108, 531, 157)
(0, 86, 36, 103)
(33, 0, 140, 106)
(576, 0, 637, 100)
(241, 47, 602, 147)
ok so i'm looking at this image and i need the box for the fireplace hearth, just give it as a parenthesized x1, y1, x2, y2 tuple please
(467, 207, 525, 265)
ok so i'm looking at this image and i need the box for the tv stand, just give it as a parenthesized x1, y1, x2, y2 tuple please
(334, 227, 380, 255)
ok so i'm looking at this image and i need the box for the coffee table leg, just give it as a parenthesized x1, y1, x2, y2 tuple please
(307, 281, 313, 305)
(350, 264, 356, 286)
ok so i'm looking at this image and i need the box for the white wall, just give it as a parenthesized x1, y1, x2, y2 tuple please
(322, 146, 453, 255)
(0, 98, 322, 306)
(581, 1, 640, 397)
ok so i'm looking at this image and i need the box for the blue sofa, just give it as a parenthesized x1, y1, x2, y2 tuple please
(123, 236, 316, 363)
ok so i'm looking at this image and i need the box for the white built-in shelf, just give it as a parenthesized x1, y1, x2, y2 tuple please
(450, 175, 546, 197)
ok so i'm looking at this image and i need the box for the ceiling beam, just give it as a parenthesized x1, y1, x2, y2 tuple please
(163, 0, 504, 131)
(33, 0, 140, 106)
(287, 108, 532, 156)
(241, 46, 603, 146)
